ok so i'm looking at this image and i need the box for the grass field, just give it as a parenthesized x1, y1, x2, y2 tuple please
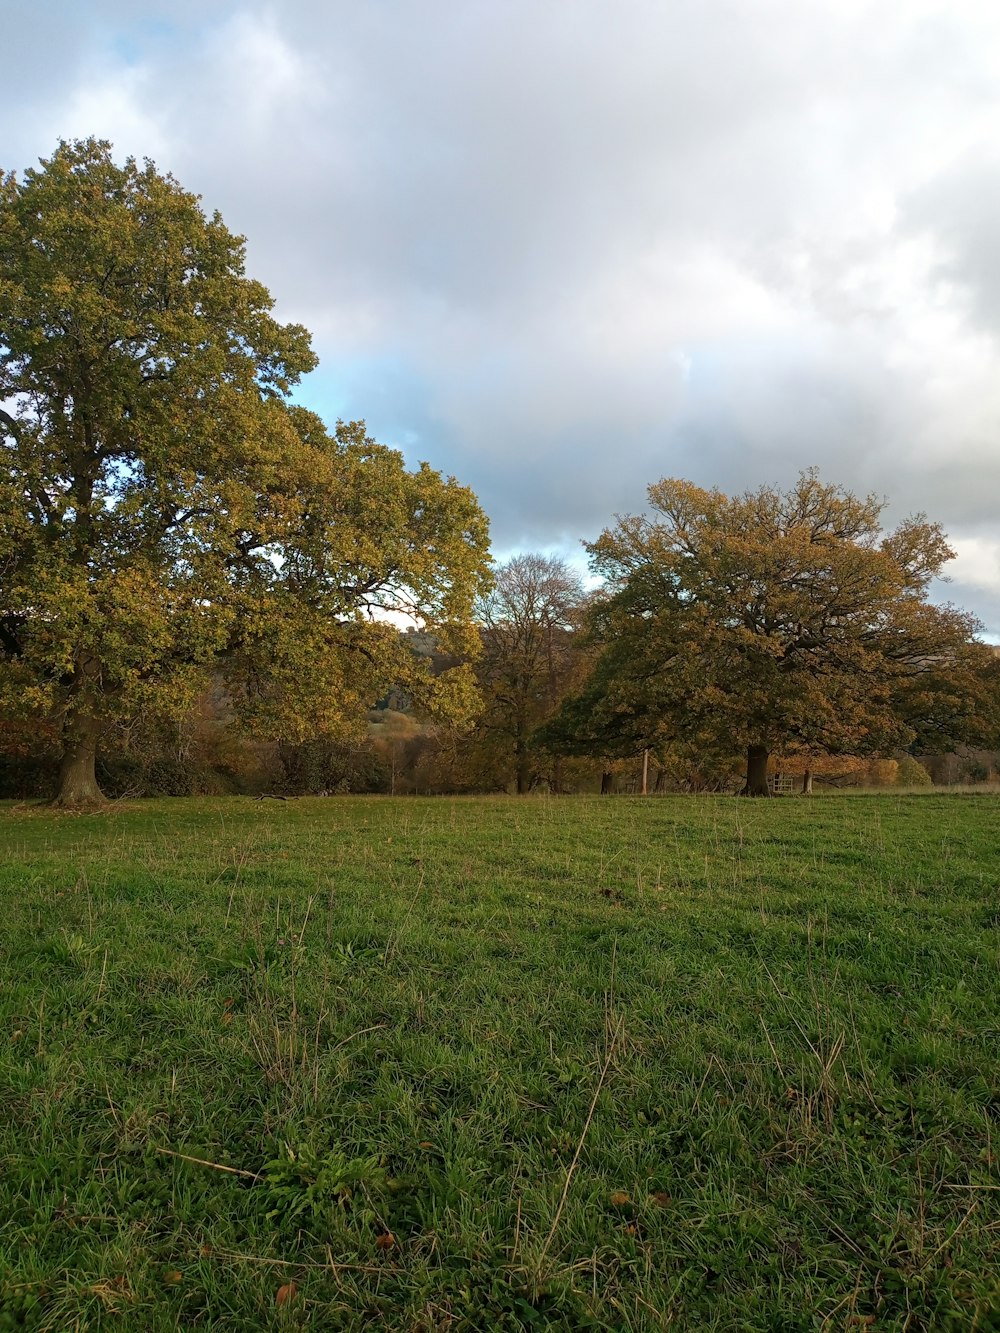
(2, 794, 999, 1331)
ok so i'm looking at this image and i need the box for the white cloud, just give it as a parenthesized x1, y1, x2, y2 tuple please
(48, 62, 170, 164)
(947, 538, 1000, 596)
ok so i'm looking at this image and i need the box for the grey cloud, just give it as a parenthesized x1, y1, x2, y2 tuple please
(904, 155, 1000, 335)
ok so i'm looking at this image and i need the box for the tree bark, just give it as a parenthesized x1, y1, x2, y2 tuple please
(742, 744, 771, 797)
(600, 771, 615, 795)
(514, 713, 531, 793)
(802, 768, 813, 795)
(54, 709, 106, 807)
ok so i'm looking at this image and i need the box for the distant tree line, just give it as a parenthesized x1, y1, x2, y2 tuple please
(4, 527, 998, 800)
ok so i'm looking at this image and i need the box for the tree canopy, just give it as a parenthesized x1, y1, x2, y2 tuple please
(560, 471, 985, 794)
(0, 139, 491, 804)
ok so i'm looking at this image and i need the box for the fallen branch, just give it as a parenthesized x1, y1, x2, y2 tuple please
(155, 1147, 260, 1181)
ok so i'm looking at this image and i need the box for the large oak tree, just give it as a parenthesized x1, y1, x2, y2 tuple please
(571, 471, 985, 794)
(0, 140, 491, 804)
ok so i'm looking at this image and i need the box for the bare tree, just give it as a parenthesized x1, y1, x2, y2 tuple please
(476, 554, 587, 793)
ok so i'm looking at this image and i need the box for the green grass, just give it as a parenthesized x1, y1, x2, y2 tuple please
(2, 794, 999, 1330)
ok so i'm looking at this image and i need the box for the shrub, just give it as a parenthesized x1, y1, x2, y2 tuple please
(867, 758, 899, 786)
(895, 754, 933, 787)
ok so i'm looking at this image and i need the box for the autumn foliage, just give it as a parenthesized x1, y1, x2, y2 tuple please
(0, 140, 491, 804)
(555, 472, 987, 794)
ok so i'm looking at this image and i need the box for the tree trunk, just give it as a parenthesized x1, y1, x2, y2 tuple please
(600, 771, 615, 795)
(641, 749, 649, 795)
(514, 715, 531, 793)
(802, 768, 813, 795)
(54, 710, 106, 807)
(742, 744, 771, 797)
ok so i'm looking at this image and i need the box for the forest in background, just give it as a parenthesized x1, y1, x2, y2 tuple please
(3, 562, 998, 801)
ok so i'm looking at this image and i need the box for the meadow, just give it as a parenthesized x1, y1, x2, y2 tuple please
(1, 793, 999, 1331)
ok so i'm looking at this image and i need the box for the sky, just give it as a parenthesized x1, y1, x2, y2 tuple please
(6, 0, 1000, 634)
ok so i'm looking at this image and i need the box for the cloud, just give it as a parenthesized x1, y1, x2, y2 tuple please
(5, 0, 1000, 635)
